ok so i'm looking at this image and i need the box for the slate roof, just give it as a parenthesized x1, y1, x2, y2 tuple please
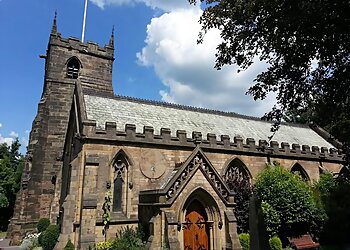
(84, 94, 334, 149)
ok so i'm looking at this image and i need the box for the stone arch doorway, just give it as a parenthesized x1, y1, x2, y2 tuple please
(183, 199, 210, 250)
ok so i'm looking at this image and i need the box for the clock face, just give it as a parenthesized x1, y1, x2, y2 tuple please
(140, 149, 167, 179)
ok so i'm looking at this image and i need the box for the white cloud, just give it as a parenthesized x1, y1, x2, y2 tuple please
(0, 134, 14, 146)
(90, 0, 193, 11)
(0, 123, 2, 128)
(10, 131, 19, 138)
(137, 8, 274, 116)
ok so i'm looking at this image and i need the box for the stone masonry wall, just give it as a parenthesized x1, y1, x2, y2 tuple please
(8, 28, 114, 243)
(64, 140, 342, 248)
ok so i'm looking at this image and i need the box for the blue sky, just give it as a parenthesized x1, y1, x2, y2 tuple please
(0, 0, 274, 153)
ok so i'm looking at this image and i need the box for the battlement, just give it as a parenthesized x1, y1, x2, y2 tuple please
(81, 121, 344, 162)
(49, 33, 114, 59)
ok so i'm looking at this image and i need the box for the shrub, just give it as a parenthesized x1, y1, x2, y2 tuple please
(38, 232, 44, 246)
(96, 240, 113, 250)
(255, 164, 319, 237)
(64, 239, 75, 250)
(37, 218, 50, 233)
(261, 201, 281, 238)
(269, 235, 282, 250)
(20, 233, 40, 250)
(239, 233, 250, 250)
(41, 224, 60, 250)
(111, 226, 146, 250)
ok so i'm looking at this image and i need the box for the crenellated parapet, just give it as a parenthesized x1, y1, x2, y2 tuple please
(49, 34, 114, 60)
(81, 121, 344, 162)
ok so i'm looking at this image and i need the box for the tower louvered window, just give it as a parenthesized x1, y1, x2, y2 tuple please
(66, 58, 80, 79)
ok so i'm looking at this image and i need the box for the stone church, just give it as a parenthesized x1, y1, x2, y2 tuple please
(8, 16, 344, 249)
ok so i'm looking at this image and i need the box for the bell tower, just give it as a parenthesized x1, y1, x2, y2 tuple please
(8, 14, 115, 243)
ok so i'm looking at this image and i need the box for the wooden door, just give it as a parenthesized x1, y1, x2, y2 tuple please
(183, 200, 209, 250)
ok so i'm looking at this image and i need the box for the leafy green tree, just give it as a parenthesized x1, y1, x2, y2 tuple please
(314, 172, 350, 245)
(255, 164, 321, 241)
(0, 139, 24, 231)
(189, 0, 350, 167)
(261, 201, 280, 238)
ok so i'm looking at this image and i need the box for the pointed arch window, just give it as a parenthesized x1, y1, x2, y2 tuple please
(66, 57, 80, 79)
(291, 163, 310, 181)
(112, 154, 129, 212)
(338, 167, 350, 180)
(223, 158, 251, 194)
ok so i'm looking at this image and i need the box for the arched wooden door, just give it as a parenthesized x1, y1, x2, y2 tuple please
(183, 200, 209, 250)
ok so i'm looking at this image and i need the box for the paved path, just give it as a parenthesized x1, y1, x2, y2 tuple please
(0, 238, 20, 250)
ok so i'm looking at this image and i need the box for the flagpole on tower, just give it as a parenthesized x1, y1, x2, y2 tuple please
(81, 0, 88, 42)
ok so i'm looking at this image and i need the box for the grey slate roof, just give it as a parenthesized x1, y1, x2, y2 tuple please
(84, 94, 334, 149)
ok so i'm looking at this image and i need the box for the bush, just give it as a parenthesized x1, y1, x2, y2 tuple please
(261, 201, 281, 238)
(37, 218, 50, 233)
(239, 233, 250, 250)
(96, 240, 113, 250)
(269, 235, 282, 250)
(41, 224, 60, 250)
(20, 233, 40, 250)
(64, 239, 75, 250)
(38, 232, 44, 246)
(255, 164, 319, 238)
(111, 226, 145, 250)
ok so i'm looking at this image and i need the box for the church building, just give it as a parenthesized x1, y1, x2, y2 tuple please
(8, 16, 344, 250)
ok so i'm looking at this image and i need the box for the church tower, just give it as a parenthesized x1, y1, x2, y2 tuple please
(8, 14, 115, 242)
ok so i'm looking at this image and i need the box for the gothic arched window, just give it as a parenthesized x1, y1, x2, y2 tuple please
(223, 158, 251, 194)
(223, 158, 251, 233)
(112, 153, 129, 212)
(291, 163, 310, 181)
(66, 57, 80, 79)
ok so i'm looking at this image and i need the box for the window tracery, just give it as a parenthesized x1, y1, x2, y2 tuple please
(291, 163, 309, 181)
(223, 158, 250, 194)
(112, 154, 128, 212)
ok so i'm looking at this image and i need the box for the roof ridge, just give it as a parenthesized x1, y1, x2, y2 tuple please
(83, 89, 310, 129)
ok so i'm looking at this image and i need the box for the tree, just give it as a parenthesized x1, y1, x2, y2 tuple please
(314, 172, 350, 246)
(0, 139, 24, 231)
(255, 164, 323, 242)
(189, 0, 350, 165)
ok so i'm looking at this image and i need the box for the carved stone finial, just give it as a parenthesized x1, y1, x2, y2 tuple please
(109, 25, 114, 47)
(51, 11, 57, 34)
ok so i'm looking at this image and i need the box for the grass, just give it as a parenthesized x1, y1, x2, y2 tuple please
(0, 231, 7, 237)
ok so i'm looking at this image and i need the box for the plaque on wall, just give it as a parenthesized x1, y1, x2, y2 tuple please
(140, 150, 167, 179)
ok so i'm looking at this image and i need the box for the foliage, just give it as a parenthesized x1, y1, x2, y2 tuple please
(314, 172, 337, 195)
(189, 0, 350, 169)
(238, 233, 250, 250)
(37, 218, 50, 233)
(102, 190, 112, 238)
(0, 139, 24, 231)
(223, 162, 252, 233)
(261, 201, 280, 237)
(38, 232, 44, 246)
(269, 235, 282, 250)
(95, 226, 145, 250)
(233, 179, 252, 233)
(320, 182, 350, 245)
(20, 233, 40, 250)
(111, 226, 146, 250)
(255, 164, 320, 239)
(64, 239, 75, 250)
(96, 240, 113, 250)
(40, 224, 59, 250)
